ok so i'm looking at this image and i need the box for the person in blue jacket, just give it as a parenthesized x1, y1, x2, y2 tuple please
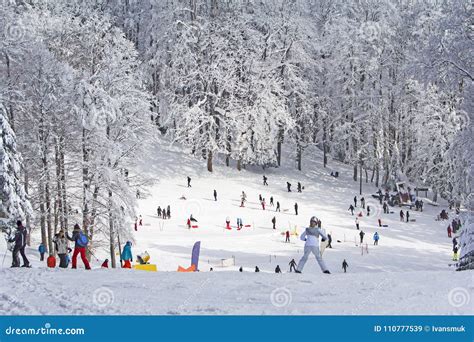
(38, 243, 46, 261)
(121, 241, 133, 268)
(373, 232, 380, 245)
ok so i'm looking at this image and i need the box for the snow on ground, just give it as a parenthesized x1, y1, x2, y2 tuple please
(0, 141, 472, 315)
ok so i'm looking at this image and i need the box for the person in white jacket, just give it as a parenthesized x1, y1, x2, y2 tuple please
(295, 216, 330, 274)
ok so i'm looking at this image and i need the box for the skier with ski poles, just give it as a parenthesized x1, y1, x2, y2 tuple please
(66, 224, 91, 270)
(9, 220, 30, 268)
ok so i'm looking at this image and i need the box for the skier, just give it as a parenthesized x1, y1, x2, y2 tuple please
(295, 216, 330, 274)
(359, 230, 365, 244)
(276, 201, 281, 212)
(327, 233, 333, 248)
(447, 225, 452, 238)
(373, 232, 379, 245)
(157, 206, 162, 218)
(348, 204, 355, 215)
(38, 243, 46, 261)
(255, 266, 260, 273)
(354, 196, 357, 207)
(66, 224, 91, 270)
(406, 210, 410, 223)
(285, 230, 290, 243)
(272, 216, 276, 230)
(240, 191, 247, 207)
(9, 220, 30, 268)
(366, 206, 371, 216)
(453, 246, 459, 261)
(101, 259, 109, 268)
(361, 197, 365, 209)
(53, 230, 68, 268)
(399, 210, 405, 222)
(187, 176, 191, 187)
(275, 265, 282, 273)
(289, 259, 297, 272)
(355, 217, 360, 230)
(121, 241, 133, 268)
(342, 259, 349, 273)
(213, 189, 217, 201)
(167, 205, 171, 219)
(270, 196, 274, 207)
(287, 182, 292, 192)
(263, 175, 268, 186)
(297, 182, 302, 193)
(294, 202, 298, 216)
(452, 237, 458, 249)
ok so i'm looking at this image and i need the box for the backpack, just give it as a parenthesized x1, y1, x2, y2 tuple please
(77, 231, 89, 247)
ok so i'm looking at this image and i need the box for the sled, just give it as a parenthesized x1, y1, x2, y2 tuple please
(410, 219, 416, 222)
(382, 224, 389, 227)
(47, 255, 56, 268)
(133, 264, 157, 272)
(177, 264, 196, 272)
(357, 212, 363, 217)
(244, 224, 251, 227)
(192, 225, 199, 228)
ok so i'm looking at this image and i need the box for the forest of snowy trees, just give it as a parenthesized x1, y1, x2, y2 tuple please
(0, 0, 472, 264)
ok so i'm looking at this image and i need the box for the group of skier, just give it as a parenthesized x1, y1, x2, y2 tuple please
(157, 205, 171, 219)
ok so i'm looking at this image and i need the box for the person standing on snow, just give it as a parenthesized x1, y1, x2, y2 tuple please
(355, 217, 360, 230)
(66, 224, 91, 270)
(157, 206, 162, 218)
(359, 230, 365, 244)
(255, 266, 260, 272)
(399, 210, 404, 222)
(167, 205, 171, 219)
(348, 204, 355, 215)
(294, 202, 298, 216)
(263, 175, 268, 186)
(54, 230, 68, 268)
(285, 230, 290, 243)
(187, 176, 192, 187)
(297, 182, 302, 193)
(289, 259, 297, 272)
(354, 196, 357, 207)
(295, 216, 331, 274)
(287, 182, 292, 192)
(366, 206, 371, 216)
(447, 225, 452, 238)
(327, 233, 333, 248)
(406, 210, 410, 222)
(342, 259, 349, 273)
(213, 190, 217, 201)
(9, 220, 30, 268)
(38, 243, 46, 261)
(272, 216, 276, 230)
(261, 198, 266, 210)
(361, 197, 365, 209)
(276, 201, 281, 212)
(373, 232, 379, 245)
(270, 196, 274, 207)
(240, 191, 247, 207)
(121, 241, 133, 268)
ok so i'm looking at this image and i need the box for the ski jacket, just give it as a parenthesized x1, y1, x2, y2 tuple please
(38, 244, 46, 253)
(67, 230, 83, 248)
(300, 227, 327, 247)
(374, 233, 379, 241)
(10, 226, 27, 248)
(121, 242, 133, 261)
(55, 237, 68, 254)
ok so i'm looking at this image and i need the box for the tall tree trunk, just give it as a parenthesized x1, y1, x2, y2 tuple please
(60, 140, 68, 229)
(207, 150, 213, 172)
(108, 190, 116, 268)
(276, 127, 284, 167)
(237, 159, 242, 171)
(353, 164, 358, 182)
(296, 143, 302, 171)
(24, 168, 31, 246)
(375, 165, 380, 188)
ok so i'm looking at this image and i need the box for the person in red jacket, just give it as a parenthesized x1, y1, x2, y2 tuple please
(447, 225, 452, 238)
(285, 230, 290, 243)
(187, 218, 191, 229)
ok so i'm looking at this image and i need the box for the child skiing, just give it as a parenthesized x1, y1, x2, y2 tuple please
(295, 216, 331, 274)
(276, 201, 281, 212)
(225, 217, 231, 230)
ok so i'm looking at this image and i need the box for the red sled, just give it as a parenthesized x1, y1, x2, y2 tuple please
(192, 225, 199, 228)
(47, 255, 56, 268)
(244, 224, 251, 227)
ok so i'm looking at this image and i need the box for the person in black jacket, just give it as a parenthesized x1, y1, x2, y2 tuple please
(289, 259, 297, 272)
(9, 220, 30, 268)
(275, 265, 282, 273)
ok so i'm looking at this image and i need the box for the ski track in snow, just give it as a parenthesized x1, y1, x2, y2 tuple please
(0, 142, 472, 315)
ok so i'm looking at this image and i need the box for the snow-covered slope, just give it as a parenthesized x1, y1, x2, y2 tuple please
(0, 141, 471, 315)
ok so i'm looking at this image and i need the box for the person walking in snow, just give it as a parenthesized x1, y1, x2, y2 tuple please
(285, 230, 290, 243)
(66, 224, 91, 270)
(354, 196, 357, 207)
(213, 189, 217, 201)
(447, 225, 452, 238)
(361, 197, 365, 209)
(355, 217, 360, 230)
(287, 182, 292, 192)
(38, 243, 46, 261)
(342, 259, 349, 273)
(54, 230, 69, 268)
(276, 201, 281, 212)
(373, 232, 379, 245)
(366, 205, 371, 216)
(187, 176, 191, 187)
(383, 202, 388, 214)
(121, 241, 133, 268)
(453, 246, 459, 261)
(359, 230, 365, 244)
(348, 204, 355, 215)
(297, 182, 302, 193)
(237, 218, 243, 230)
(255, 266, 260, 272)
(419, 200, 424, 212)
(289, 259, 297, 272)
(136, 189, 141, 199)
(167, 205, 171, 219)
(263, 175, 268, 186)
(261, 198, 266, 210)
(259, 194, 263, 202)
(295, 216, 330, 274)
(157, 206, 162, 218)
(272, 216, 276, 230)
(275, 265, 282, 273)
(327, 233, 333, 248)
(294, 202, 298, 216)
(240, 191, 247, 207)
(399, 210, 404, 222)
(225, 217, 231, 230)
(9, 220, 30, 268)
(406, 210, 410, 222)
(139, 215, 143, 226)
(270, 196, 274, 207)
